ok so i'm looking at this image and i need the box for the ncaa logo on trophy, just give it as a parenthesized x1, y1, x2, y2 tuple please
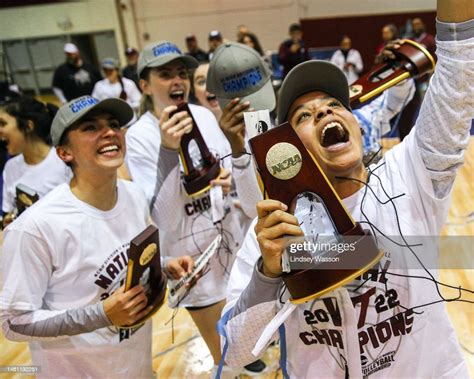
(265, 142, 303, 180)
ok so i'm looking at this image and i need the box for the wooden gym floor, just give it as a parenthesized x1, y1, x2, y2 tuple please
(1, 137, 473, 378)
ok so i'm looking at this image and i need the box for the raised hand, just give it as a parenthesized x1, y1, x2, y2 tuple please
(159, 105, 193, 150)
(255, 200, 304, 278)
(219, 98, 251, 157)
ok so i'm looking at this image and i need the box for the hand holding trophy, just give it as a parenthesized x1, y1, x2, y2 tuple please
(249, 122, 383, 304)
(350, 39, 435, 108)
(169, 103, 222, 196)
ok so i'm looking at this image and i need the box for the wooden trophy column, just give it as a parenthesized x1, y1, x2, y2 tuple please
(124, 225, 167, 327)
(172, 103, 221, 197)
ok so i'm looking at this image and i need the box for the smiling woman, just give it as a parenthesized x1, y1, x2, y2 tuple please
(0, 96, 70, 227)
(0, 95, 195, 378)
(221, 3, 474, 377)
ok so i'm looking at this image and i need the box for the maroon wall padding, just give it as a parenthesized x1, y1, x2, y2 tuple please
(301, 11, 436, 73)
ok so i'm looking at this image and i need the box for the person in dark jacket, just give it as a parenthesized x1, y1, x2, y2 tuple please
(52, 43, 102, 104)
(185, 34, 208, 62)
(122, 47, 140, 89)
(278, 23, 310, 78)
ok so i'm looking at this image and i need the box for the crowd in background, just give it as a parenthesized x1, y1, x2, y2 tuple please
(0, 17, 436, 198)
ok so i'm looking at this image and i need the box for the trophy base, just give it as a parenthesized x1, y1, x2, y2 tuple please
(122, 274, 168, 328)
(183, 161, 222, 197)
(283, 226, 383, 304)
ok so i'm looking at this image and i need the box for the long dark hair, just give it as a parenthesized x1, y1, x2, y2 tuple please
(243, 32, 264, 56)
(118, 74, 128, 101)
(1, 96, 58, 145)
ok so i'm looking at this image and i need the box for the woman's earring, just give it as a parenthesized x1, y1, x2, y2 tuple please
(360, 127, 366, 136)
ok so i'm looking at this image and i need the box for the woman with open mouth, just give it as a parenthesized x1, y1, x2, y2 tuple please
(192, 61, 222, 121)
(220, 2, 473, 377)
(0, 96, 70, 228)
(125, 41, 255, 376)
(0, 95, 194, 378)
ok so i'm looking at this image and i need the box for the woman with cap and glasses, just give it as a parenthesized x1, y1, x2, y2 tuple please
(219, 2, 472, 377)
(92, 57, 141, 113)
(0, 96, 70, 228)
(0, 95, 194, 378)
(125, 41, 254, 375)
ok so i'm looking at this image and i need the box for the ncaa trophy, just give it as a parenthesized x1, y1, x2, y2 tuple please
(349, 39, 435, 108)
(249, 123, 383, 304)
(172, 103, 221, 197)
(15, 184, 39, 216)
(124, 225, 167, 327)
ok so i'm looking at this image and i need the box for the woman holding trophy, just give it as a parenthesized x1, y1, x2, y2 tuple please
(0, 95, 193, 378)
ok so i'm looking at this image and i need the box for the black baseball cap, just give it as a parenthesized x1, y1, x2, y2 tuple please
(125, 47, 138, 55)
(277, 60, 350, 123)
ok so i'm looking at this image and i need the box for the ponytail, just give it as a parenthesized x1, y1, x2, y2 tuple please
(1, 96, 58, 145)
(138, 94, 154, 117)
(118, 75, 128, 101)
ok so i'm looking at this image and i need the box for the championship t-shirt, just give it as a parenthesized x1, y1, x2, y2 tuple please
(0, 180, 153, 378)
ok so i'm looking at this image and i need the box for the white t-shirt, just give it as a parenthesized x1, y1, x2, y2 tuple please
(126, 105, 249, 307)
(0, 180, 153, 378)
(330, 48, 364, 84)
(2, 148, 71, 213)
(92, 77, 141, 110)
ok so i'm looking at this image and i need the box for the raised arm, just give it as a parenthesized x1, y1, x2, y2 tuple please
(222, 200, 303, 367)
(414, 4, 474, 198)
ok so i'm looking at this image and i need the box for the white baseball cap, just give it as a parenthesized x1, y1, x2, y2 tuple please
(64, 43, 79, 54)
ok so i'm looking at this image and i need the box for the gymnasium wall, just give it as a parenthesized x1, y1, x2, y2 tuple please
(125, 0, 436, 53)
(0, 0, 126, 64)
(0, 0, 437, 63)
